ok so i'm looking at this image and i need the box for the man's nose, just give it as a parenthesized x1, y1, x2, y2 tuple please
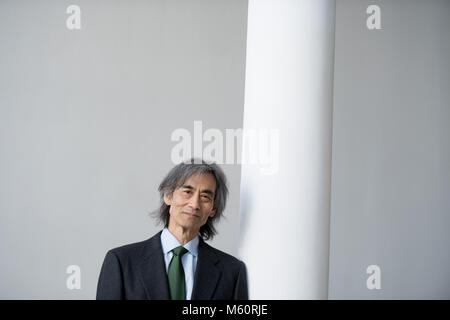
(188, 193, 201, 210)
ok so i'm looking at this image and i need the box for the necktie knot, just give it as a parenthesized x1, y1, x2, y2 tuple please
(172, 246, 188, 257)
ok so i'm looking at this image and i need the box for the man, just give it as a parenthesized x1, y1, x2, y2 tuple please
(96, 159, 248, 300)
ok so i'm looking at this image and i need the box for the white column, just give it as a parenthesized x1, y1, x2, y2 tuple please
(237, 0, 336, 299)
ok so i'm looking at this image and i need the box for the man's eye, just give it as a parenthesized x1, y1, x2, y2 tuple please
(201, 195, 211, 200)
(184, 190, 191, 194)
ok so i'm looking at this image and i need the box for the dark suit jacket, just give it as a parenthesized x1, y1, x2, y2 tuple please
(96, 231, 248, 300)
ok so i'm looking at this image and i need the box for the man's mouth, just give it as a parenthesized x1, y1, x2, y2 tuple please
(182, 211, 200, 218)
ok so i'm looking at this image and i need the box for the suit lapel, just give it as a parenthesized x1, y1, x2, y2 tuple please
(137, 231, 170, 300)
(191, 239, 222, 300)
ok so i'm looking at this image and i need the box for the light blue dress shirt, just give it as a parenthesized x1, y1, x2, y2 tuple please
(160, 227, 199, 300)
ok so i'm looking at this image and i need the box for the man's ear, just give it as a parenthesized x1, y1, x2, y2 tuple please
(209, 207, 217, 218)
(163, 192, 172, 206)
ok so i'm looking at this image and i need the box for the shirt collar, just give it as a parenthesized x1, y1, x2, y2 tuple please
(160, 227, 199, 257)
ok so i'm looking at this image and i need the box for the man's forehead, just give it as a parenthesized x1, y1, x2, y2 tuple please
(179, 172, 216, 188)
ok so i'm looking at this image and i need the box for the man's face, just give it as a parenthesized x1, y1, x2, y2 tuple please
(164, 172, 217, 234)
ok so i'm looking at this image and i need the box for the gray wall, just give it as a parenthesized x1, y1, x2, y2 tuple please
(329, 0, 450, 299)
(0, 0, 248, 299)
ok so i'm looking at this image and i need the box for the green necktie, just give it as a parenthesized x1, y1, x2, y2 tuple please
(168, 246, 188, 300)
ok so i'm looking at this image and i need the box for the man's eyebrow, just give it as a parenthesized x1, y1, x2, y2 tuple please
(201, 189, 215, 196)
(181, 185, 215, 196)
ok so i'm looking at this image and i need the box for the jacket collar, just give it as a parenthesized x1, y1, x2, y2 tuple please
(191, 238, 222, 300)
(137, 231, 170, 299)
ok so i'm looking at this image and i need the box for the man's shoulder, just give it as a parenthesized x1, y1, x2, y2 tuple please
(106, 231, 162, 260)
(201, 240, 245, 269)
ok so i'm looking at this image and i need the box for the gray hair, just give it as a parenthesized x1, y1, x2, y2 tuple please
(154, 158, 228, 240)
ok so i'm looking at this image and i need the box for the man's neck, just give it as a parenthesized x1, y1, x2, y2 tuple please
(167, 225, 199, 245)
